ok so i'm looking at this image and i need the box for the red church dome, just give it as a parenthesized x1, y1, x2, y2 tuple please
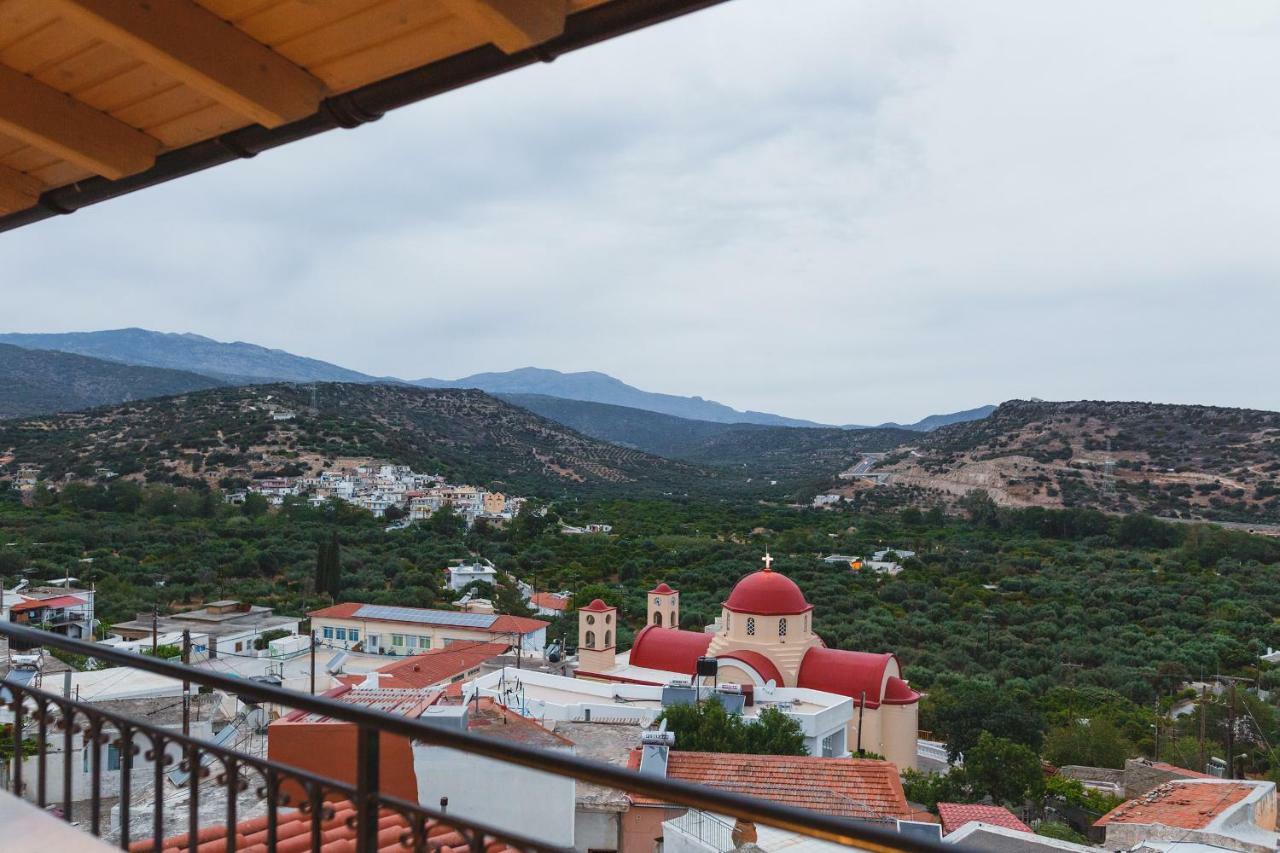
(723, 568, 812, 616)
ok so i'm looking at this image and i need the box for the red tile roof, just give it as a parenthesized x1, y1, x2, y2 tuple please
(489, 614, 548, 635)
(1095, 781, 1260, 830)
(650, 583, 676, 594)
(578, 598, 614, 613)
(937, 803, 1032, 835)
(9, 594, 86, 612)
(1146, 761, 1215, 779)
(359, 641, 509, 690)
(626, 751, 911, 820)
(529, 592, 569, 611)
(279, 685, 439, 723)
(797, 648, 920, 708)
(133, 799, 519, 853)
(307, 602, 363, 619)
(627, 625, 712, 673)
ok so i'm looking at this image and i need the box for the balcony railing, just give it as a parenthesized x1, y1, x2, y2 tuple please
(1, 622, 953, 853)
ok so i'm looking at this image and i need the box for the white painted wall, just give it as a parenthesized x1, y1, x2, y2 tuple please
(412, 742, 576, 847)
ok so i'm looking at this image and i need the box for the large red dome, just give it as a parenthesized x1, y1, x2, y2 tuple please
(723, 570, 812, 615)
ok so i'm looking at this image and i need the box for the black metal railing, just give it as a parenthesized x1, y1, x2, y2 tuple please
(2, 622, 953, 853)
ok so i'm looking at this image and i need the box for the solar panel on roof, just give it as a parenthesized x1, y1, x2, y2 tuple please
(354, 605, 497, 629)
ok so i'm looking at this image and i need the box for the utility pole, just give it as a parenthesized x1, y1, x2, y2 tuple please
(151, 604, 158, 655)
(181, 630, 191, 738)
(1226, 681, 1237, 779)
(1198, 685, 1208, 773)
(309, 629, 316, 695)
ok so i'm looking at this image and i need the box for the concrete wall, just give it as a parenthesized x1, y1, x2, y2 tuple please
(413, 743, 576, 848)
(880, 702, 919, 772)
(575, 807, 622, 852)
(621, 804, 683, 853)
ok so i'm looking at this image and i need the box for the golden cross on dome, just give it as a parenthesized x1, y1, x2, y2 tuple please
(762, 551, 773, 571)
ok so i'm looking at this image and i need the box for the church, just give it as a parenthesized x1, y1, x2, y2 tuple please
(574, 555, 920, 770)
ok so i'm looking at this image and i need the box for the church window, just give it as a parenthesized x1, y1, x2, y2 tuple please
(604, 630, 612, 646)
(778, 618, 787, 638)
(585, 630, 596, 647)
(586, 615, 595, 625)
(653, 612, 662, 626)
(746, 617, 756, 637)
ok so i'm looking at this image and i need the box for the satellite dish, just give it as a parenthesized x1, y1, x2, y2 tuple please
(764, 679, 777, 695)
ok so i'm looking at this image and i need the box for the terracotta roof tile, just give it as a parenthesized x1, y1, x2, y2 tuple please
(626, 751, 911, 820)
(937, 803, 1032, 835)
(1095, 781, 1259, 830)
(361, 641, 508, 690)
(9, 594, 86, 612)
(136, 800, 519, 853)
(488, 615, 548, 635)
(529, 593, 569, 611)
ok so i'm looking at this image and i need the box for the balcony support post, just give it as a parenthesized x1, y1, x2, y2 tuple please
(355, 725, 380, 853)
(10, 694, 23, 797)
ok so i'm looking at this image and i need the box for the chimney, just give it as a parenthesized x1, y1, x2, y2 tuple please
(359, 671, 380, 690)
(639, 720, 675, 778)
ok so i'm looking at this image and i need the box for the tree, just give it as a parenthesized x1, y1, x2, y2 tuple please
(315, 532, 341, 597)
(959, 490, 1000, 528)
(928, 681, 1046, 761)
(964, 732, 1044, 806)
(1044, 718, 1132, 769)
(656, 698, 807, 756)
(241, 492, 269, 518)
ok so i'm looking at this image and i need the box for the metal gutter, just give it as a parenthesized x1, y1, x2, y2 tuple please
(0, 0, 731, 235)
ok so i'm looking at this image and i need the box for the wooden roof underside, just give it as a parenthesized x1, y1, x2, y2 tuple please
(0, 0, 721, 230)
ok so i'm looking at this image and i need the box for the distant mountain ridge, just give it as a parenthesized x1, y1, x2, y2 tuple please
(0, 328, 381, 385)
(414, 367, 827, 428)
(0, 328, 993, 431)
(0, 343, 223, 419)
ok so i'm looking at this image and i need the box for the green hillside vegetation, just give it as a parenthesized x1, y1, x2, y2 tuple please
(0, 383, 723, 498)
(3, 480, 1280, 782)
(502, 393, 913, 480)
(0, 343, 223, 419)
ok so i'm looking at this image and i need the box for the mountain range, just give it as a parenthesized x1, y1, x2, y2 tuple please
(0, 328, 992, 431)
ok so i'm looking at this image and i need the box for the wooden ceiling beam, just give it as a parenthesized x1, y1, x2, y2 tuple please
(0, 64, 159, 180)
(439, 0, 567, 54)
(49, 0, 328, 128)
(0, 164, 42, 214)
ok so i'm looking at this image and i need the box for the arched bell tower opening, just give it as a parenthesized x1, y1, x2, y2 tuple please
(577, 598, 617, 672)
(647, 582, 679, 630)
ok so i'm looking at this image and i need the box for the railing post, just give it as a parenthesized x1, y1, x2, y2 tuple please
(354, 725, 379, 853)
(10, 693, 23, 797)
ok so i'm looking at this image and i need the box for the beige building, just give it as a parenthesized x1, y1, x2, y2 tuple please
(575, 556, 921, 770)
(309, 602, 548, 654)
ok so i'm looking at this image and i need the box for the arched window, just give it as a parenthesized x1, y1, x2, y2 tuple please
(653, 612, 663, 626)
(746, 617, 756, 637)
(586, 614, 595, 625)
(778, 618, 787, 638)
(605, 613, 612, 624)
(725, 613, 731, 632)
(585, 630, 596, 647)
(604, 630, 612, 646)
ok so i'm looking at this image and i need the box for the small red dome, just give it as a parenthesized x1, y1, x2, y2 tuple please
(723, 570, 812, 616)
(650, 582, 676, 595)
(580, 598, 613, 612)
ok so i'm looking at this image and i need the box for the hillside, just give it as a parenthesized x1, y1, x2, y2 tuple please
(0, 328, 380, 385)
(417, 366, 826, 428)
(870, 404, 998, 432)
(877, 400, 1280, 522)
(0, 384, 719, 497)
(502, 393, 914, 480)
(0, 343, 223, 418)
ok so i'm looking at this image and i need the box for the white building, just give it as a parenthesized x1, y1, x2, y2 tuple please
(446, 561, 498, 592)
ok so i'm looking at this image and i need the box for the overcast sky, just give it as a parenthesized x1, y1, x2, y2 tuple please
(3, 0, 1279, 424)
